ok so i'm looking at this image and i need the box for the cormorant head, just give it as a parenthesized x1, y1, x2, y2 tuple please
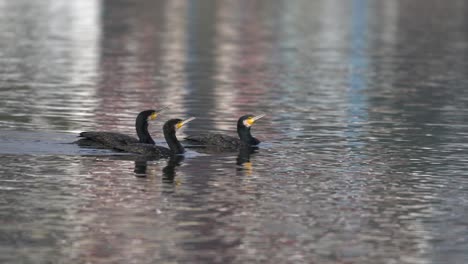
(138, 107, 169, 122)
(136, 107, 169, 144)
(238, 114, 265, 129)
(163, 117, 196, 133)
(163, 117, 195, 155)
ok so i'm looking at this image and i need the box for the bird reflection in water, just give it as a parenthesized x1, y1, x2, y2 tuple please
(236, 146, 258, 176)
(133, 155, 184, 183)
(134, 158, 150, 177)
(162, 155, 184, 183)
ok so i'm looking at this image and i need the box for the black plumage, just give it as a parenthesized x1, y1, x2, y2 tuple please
(112, 117, 195, 158)
(76, 109, 165, 149)
(185, 114, 264, 151)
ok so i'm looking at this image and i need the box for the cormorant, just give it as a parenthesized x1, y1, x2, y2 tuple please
(184, 114, 265, 151)
(76, 108, 167, 149)
(113, 117, 195, 157)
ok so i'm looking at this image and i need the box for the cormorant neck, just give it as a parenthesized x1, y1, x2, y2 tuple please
(237, 125, 260, 145)
(164, 129, 185, 154)
(136, 118, 155, 144)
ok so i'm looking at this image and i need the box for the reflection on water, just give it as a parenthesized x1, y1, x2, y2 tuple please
(236, 146, 257, 177)
(162, 155, 185, 184)
(1, 0, 468, 263)
(133, 155, 185, 184)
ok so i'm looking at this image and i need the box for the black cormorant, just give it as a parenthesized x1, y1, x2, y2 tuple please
(113, 117, 196, 157)
(184, 114, 265, 151)
(76, 108, 167, 149)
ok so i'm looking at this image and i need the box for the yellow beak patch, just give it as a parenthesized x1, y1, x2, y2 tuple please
(149, 112, 158, 120)
(246, 118, 255, 126)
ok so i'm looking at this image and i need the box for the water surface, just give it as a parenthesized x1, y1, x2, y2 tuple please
(1, 0, 468, 263)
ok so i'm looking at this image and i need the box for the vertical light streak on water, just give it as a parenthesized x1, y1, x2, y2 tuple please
(48, 2, 104, 258)
(184, 0, 217, 130)
(276, 1, 347, 136)
(347, 0, 369, 150)
(213, 1, 239, 130)
(0, 1, 94, 130)
(65, 0, 101, 131)
(1, 0, 102, 132)
(312, 0, 348, 119)
(274, 1, 303, 138)
(278, 1, 298, 89)
(380, 1, 398, 54)
(186, 0, 197, 86)
(159, 0, 188, 114)
(66, 0, 101, 87)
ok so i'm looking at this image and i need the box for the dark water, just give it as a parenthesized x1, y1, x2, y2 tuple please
(1, 0, 468, 263)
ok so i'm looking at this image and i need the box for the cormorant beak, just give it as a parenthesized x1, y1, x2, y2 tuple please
(246, 114, 265, 127)
(150, 106, 169, 120)
(176, 117, 196, 129)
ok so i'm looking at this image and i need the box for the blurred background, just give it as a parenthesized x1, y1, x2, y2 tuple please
(1, 0, 468, 263)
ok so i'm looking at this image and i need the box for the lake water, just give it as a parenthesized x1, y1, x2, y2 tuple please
(1, 0, 468, 263)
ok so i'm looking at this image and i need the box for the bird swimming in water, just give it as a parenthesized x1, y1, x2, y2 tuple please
(184, 114, 265, 151)
(113, 117, 196, 158)
(76, 108, 167, 149)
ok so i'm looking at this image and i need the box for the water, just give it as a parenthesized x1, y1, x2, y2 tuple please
(1, 0, 468, 263)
